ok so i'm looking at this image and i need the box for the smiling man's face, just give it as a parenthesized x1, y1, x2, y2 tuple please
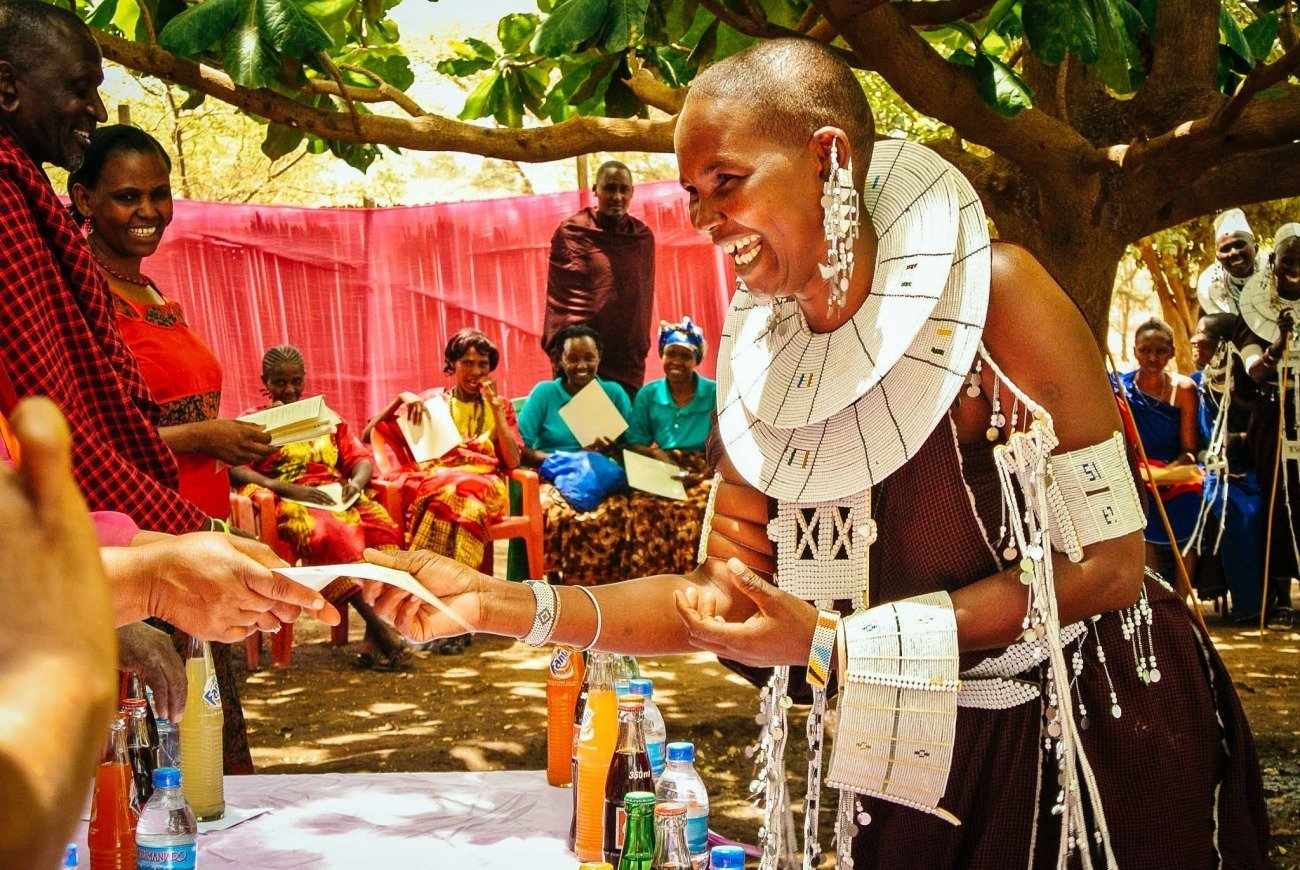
(0, 24, 107, 170)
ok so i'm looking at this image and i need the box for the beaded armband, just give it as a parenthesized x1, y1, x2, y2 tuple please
(522, 580, 559, 647)
(806, 610, 839, 689)
(1045, 431, 1146, 562)
(826, 591, 961, 825)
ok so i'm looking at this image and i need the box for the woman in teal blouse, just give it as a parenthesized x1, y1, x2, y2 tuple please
(519, 324, 634, 586)
(624, 317, 718, 577)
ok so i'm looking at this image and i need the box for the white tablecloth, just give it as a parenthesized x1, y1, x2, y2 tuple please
(75, 770, 576, 868)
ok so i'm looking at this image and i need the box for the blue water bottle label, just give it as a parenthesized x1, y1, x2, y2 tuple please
(137, 842, 197, 869)
(647, 740, 666, 777)
(685, 814, 709, 854)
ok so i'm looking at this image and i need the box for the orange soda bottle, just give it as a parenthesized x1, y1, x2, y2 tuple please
(547, 645, 585, 786)
(574, 652, 620, 861)
(88, 714, 138, 870)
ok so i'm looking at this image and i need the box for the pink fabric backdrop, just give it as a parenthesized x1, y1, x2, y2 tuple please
(148, 181, 735, 429)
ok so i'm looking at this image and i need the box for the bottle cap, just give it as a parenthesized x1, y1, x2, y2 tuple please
(577, 863, 614, 870)
(628, 678, 653, 698)
(666, 741, 695, 763)
(614, 680, 632, 696)
(121, 698, 148, 710)
(710, 845, 747, 869)
(617, 696, 645, 712)
(654, 801, 687, 817)
(623, 791, 656, 809)
(153, 766, 182, 789)
(62, 844, 78, 868)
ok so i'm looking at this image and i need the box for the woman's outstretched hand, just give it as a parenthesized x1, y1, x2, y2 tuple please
(360, 548, 488, 643)
(674, 557, 818, 667)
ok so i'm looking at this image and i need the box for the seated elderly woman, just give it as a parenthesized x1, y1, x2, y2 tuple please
(624, 317, 717, 577)
(518, 324, 634, 586)
(230, 345, 408, 670)
(364, 328, 521, 653)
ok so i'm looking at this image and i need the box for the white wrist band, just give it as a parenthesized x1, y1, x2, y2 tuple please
(522, 580, 559, 647)
(573, 585, 602, 652)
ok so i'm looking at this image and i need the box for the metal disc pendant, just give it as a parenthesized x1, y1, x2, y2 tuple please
(1002, 546, 1018, 561)
(1149, 668, 1161, 683)
(986, 426, 1000, 442)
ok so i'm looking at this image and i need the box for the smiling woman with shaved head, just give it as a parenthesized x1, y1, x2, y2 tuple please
(364, 38, 1268, 867)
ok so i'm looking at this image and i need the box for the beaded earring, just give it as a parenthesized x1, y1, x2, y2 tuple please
(819, 139, 859, 317)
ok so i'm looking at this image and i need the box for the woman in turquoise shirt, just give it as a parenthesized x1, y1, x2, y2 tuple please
(625, 317, 718, 577)
(519, 324, 634, 586)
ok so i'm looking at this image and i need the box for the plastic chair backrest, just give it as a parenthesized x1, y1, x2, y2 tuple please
(511, 396, 527, 414)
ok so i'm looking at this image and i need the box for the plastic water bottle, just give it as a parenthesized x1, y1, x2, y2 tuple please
(627, 679, 666, 778)
(135, 767, 198, 869)
(63, 843, 79, 867)
(155, 717, 180, 770)
(656, 742, 710, 868)
(709, 845, 745, 869)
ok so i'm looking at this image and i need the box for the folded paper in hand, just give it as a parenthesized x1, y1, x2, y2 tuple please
(624, 451, 687, 501)
(238, 396, 339, 447)
(274, 563, 476, 635)
(280, 482, 360, 513)
(558, 380, 628, 448)
(397, 398, 462, 463)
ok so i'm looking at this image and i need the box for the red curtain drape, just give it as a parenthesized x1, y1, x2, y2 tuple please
(148, 181, 735, 429)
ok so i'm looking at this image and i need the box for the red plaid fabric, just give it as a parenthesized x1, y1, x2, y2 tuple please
(0, 126, 207, 533)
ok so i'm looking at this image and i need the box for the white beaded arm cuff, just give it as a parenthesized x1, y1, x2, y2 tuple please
(522, 580, 559, 647)
(1045, 431, 1146, 561)
(826, 591, 961, 826)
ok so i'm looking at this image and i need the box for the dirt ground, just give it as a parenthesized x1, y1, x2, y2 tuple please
(234, 583, 1299, 867)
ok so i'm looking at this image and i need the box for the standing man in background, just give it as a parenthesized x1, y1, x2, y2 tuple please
(542, 160, 657, 402)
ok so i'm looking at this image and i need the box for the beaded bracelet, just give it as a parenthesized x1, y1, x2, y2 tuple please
(522, 580, 559, 647)
(806, 610, 839, 689)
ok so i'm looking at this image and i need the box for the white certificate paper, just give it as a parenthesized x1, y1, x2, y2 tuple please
(557, 380, 628, 448)
(274, 563, 476, 634)
(623, 451, 688, 501)
(397, 398, 462, 463)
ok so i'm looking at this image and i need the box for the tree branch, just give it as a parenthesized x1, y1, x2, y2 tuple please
(695, 0, 859, 65)
(337, 63, 428, 117)
(1142, 141, 1300, 237)
(815, 0, 1096, 175)
(893, 0, 993, 27)
(1139, 0, 1221, 104)
(93, 30, 676, 161)
(624, 69, 687, 114)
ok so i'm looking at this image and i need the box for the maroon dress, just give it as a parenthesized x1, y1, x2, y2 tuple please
(853, 422, 1269, 867)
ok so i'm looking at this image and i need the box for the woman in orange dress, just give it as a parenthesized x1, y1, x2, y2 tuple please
(68, 125, 271, 772)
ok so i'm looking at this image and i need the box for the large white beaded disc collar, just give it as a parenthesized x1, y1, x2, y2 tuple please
(1240, 265, 1300, 346)
(716, 139, 992, 503)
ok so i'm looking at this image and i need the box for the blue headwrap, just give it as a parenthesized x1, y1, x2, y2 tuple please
(658, 316, 706, 362)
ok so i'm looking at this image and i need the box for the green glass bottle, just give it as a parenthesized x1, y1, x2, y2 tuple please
(618, 791, 656, 870)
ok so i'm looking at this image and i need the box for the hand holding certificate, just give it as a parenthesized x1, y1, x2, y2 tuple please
(274, 561, 477, 636)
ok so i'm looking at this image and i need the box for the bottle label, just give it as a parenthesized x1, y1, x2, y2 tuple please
(202, 674, 220, 708)
(647, 740, 666, 776)
(550, 647, 576, 679)
(685, 814, 708, 854)
(616, 805, 627, 849)
(138, 842, 197, 869)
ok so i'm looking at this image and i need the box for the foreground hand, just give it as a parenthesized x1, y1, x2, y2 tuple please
(202, 419, 275, 466)
(589, 436, 615, 454)
(674, 557, 818, 667)
(359, 548, 486, 643)
(340, 480, 362, 502)
(137, 533, 340, 643)
(402, 396, 429, 427)
(117, 622, 186, 721)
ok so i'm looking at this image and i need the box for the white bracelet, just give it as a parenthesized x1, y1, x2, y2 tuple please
(522, 580, 559, 647)
(573, 585, 602, 652)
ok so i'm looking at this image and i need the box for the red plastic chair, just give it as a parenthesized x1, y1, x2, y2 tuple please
(231, 490, 297, 670)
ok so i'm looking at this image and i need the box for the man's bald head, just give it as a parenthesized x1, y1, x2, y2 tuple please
(0, 0, 96, 71)
(688, 38, 875, 183)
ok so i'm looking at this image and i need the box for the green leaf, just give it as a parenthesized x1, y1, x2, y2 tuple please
(86, 0, 120, 31)
(686, 17, 717, 69)
(1088, 0, 1139, 92)
(569, 52, 619, 104)
(603, 59, 643, 117)
(533, 0, 609, 56)
(662, 0, 697, 43)
(326, 138, 379, 172)
(1243, 13, 1279, 64)
(298, 0, 350, 27)
(713, 21, 757, 61)
(437, 38, 498, 77)
(947, 48, 976, 68)
(178, 87, 205, 110)
(494, 70, 524, 127)
(257, 0, 333, 57)
(262, 122, 304, 159)
(973, 51, 1035, 117)
(158, 0, 245, 57)
(516, 65, 550, 113)
(459, 70, 504, 120)
(219, 2, 279, 88)
(113, 0, 142, 42)
(603, 0, 649, 52)
(1022, 0, 1098, 66)
(337, 45, 414, 91)
(498, 13, 539, 54)
(1220, 6, 1252, 65)
(542, 56, 599, 120)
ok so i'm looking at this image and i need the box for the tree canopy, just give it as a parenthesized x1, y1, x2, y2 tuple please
(66, 0, 1300, 332)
